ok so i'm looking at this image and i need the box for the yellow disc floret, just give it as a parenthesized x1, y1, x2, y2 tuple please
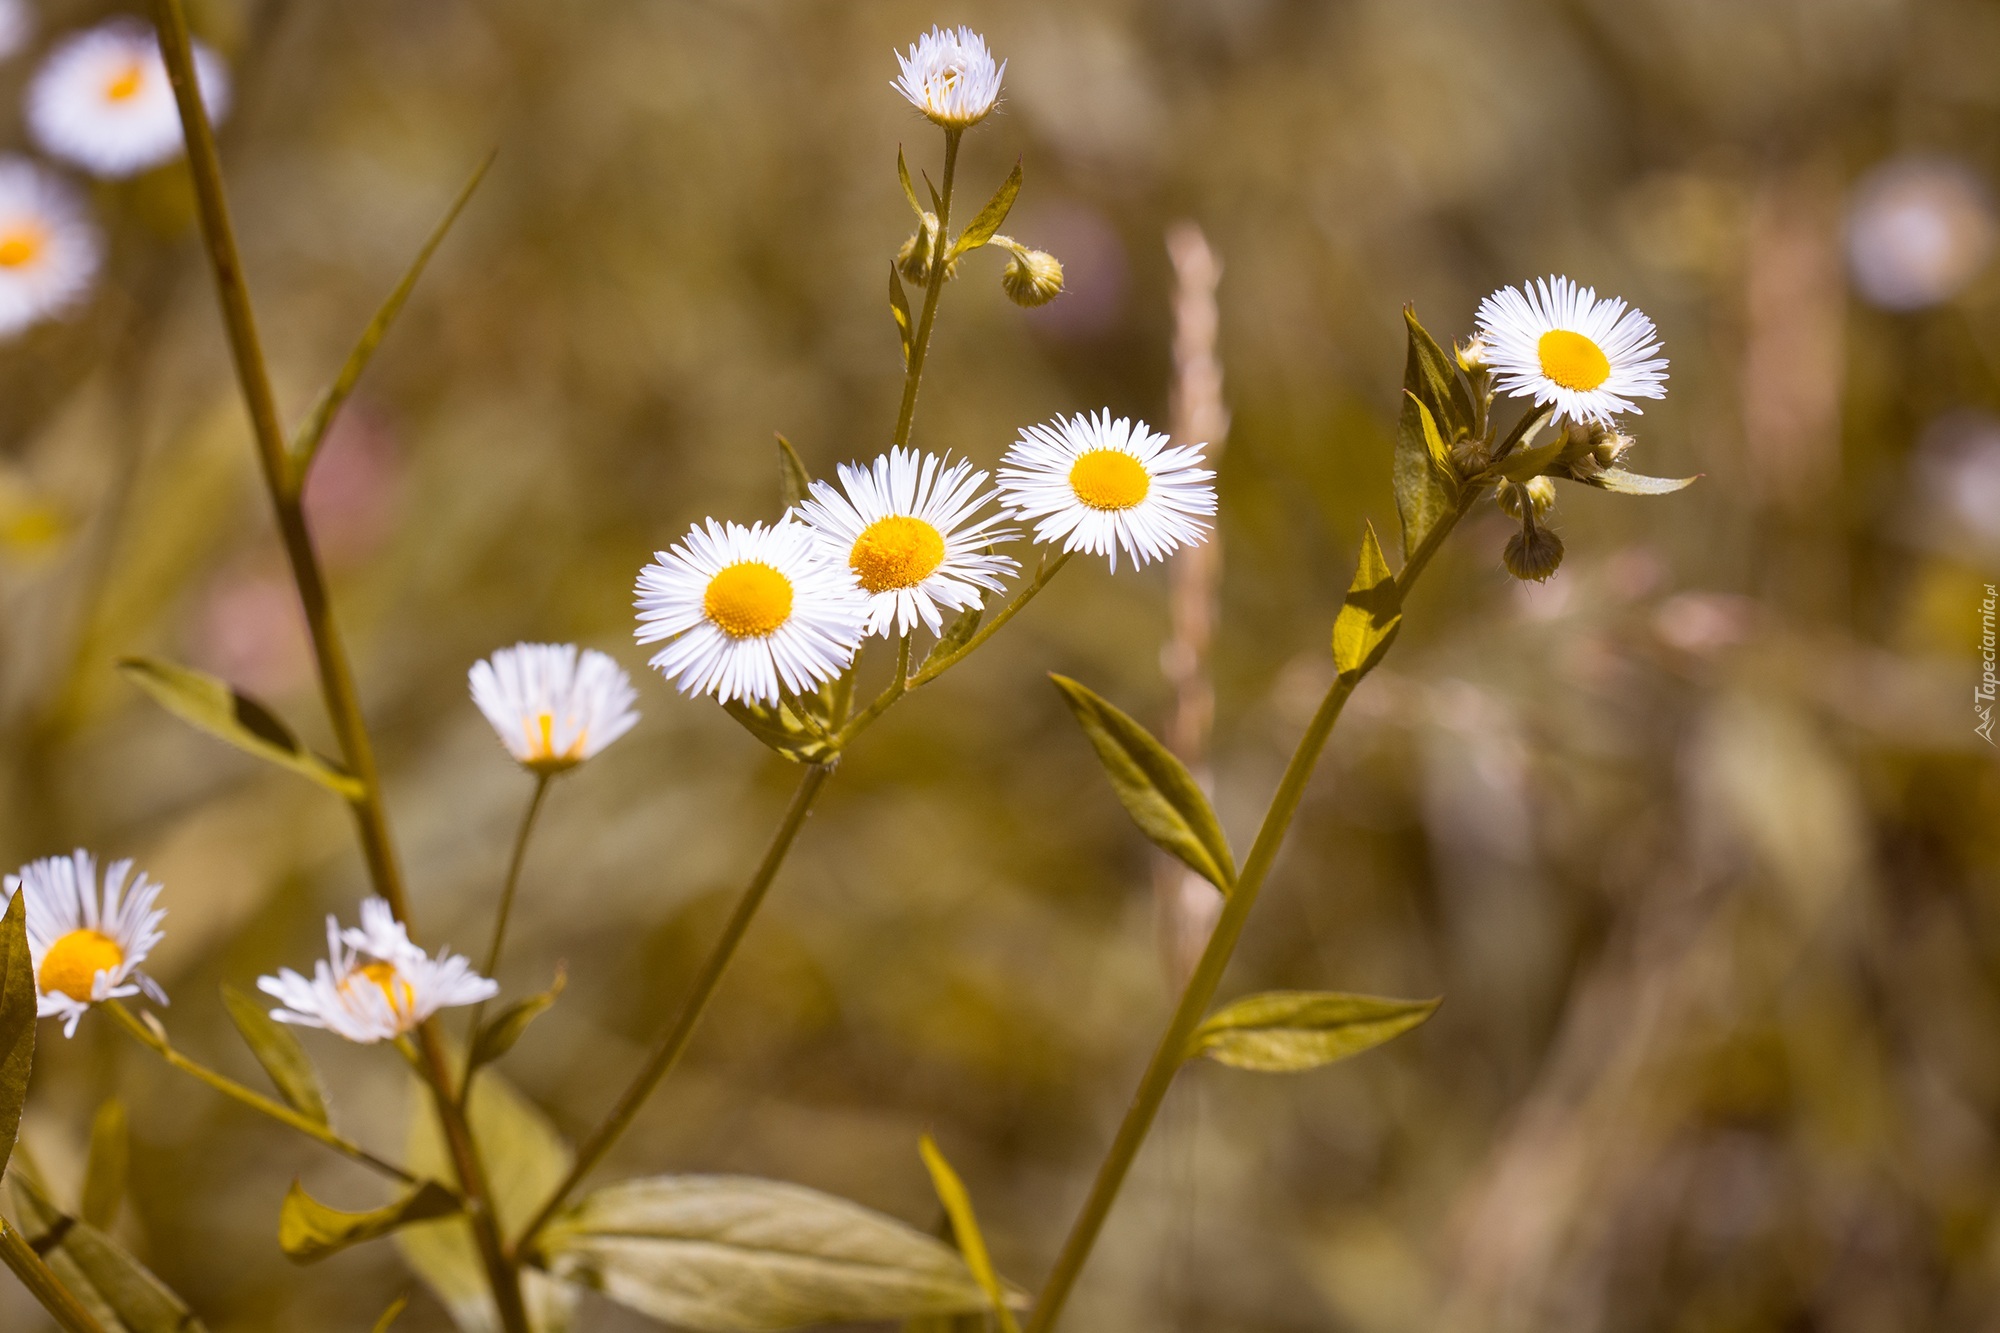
(345, 960, 416, 1018)
(849, 515, 947, 593)
(703, 561, 794, 639)
(39, 929, 123, 1003)
(0, 227, 45, 269)
(104, 62, 146, 103)
(1537, 329, 1611, 392)
(1068, 449, 1150, 511)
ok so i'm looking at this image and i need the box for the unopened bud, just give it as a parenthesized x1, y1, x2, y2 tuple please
(1503, 520, 1565, 582)
(1497, 476, 1557, 520)
(1457, 336, 1490, 372)
(1592, 430, 1634, 469)
(896, 213, 956, 286)
(1002, 248, 1065, 307)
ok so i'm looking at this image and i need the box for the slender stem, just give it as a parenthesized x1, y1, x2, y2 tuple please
(0, 1218, 106, 1333)
(465, 774, 555, 1046)
(414, 1021, 531, 1333)
(833, 632, 912, 747)
(907, 551, 1072, 692)
(1024, 501, 1474, 1333)
(513, 763, 833, 1257)
(892, 128, 963, 448)
(106, 1002, 421, 1187)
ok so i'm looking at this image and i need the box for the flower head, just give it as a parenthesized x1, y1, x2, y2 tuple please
(0, 158, 101, 338)
(635, 519, 867, 706)
(257, 899, 496, 1044)
(796, 448, 1017, 639)
(28, 20, 231, 178)
(4, 851, 167, 1037)
(997, 411, 1217, 572)
(470, 643, 639, 774)
(1474, 276, 1667, 427)
(892, 26, 1004, 129)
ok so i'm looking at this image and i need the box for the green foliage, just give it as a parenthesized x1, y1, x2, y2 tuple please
(118, 658, 364, 800)
(775, 434, 812, 511)
(537, 1175, 995, 1332)
(1188, 991, 1440, 1072)
(890, 262, 915, 363)
(1580, 467, 1699, 495)
(950, 161, 1022, 259)
(721, 696, 842, 765)
(82, 1099, 129, 1230)
(921, 604, 983, 670)
(1331, 523, 1401, 681)
(468, 968, 566, 1074)
(220, 983, 330, 1125)
(1393, 308, 1470, 562)
(7, 1170, 209, 1332)
(918, 1134, 1023, 1333)
(0, 888, 32, 1182)
(897, 147, 924, 219)
(279, 1179, 461, 1264)
(1050, 675, 1235, 892)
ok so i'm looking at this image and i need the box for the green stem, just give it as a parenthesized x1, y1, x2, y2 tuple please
(833, 632, 912, 748)
(512, 763, 834, 1257)
(107, 1002, 422, 1188)
(907, 551, 1072, 692)
(0, 1218, 106, 1333)
(464, 773, 555, 1061)
(892, 128, 963, 448)
(1024, 502, 1473, 1333)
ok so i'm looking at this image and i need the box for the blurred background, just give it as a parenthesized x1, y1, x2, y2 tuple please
(2, 0, 1999, 1328)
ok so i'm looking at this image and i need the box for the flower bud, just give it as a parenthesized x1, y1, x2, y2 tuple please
(1503, 520, 1564, 582)
(896, 213, 956, 286)
(1457, 335, 1490, 372)
(1592, 430, 1634, 469)
(1497, 476, 1556, 520)
(1001, 248, 1064, 306)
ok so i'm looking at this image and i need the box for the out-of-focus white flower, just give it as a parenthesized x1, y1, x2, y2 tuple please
(795, 448, 1016, 639)
(635, 519, 867, 706)
(4, 851, 167, 1037)
(28, 19, 231, 178)
(0, 0, 34, 63)
(1475, 276, 1669, 427)
(0, 158, 101, 338)
(470, 643, 640, 774)
(258, 899, 496, 1045)
(1847, 156, 1997, 311)
(997, 410, 1215, 572)
(892, 26, 1004, 129)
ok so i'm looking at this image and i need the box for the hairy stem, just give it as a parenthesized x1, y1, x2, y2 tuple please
(0, 1218, 106, 1333)
(892, 128, 963, 448)
(465, 774, 555, 1057)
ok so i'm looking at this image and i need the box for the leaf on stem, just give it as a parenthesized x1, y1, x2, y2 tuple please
(949, 160, 1022, 259)
(1403, 305, 1474, 438)
(221, 982, 330, 1125)
(1050, 675, 1235, 893)
(280, 1179, 461, 1264)
(1393, 307, 1469, 563)
(119, 658, 365, 801)
(1405, 392, 1458, 484)
(917, 1135, 1024, 1332)
(288, 151, 495, 482)
(1577, 467, 1700, 495)
(897, 147, 924, 220)
(7, 1171, 211, 1332)
(890, 262, 915, 365)
(0, 887, 32, 1181)
(919, 603, 983, 672)
(722, 697, 841, 765)
(775, 434, 812, 512)
(468, 967, 566, 1073)
(1188, 991, 1440, 1072)
(1331, 523, 1401, 681)
(537, 1175, 995, 1332)
(1490, 433, 1569, 484)
(81, 1099, 129, 1230)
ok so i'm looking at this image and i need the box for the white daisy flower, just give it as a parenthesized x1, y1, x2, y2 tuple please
(470, 643, 640, 774)
(0, 0, 33, 63)
(0, 158, 102, 338)
(635, 519, 867, 707)
(1474, 276, 1668, 427)
(257, 898, 497, 1045)
(27, 19, 231, 179)
(997, 411, 1217, 572)
(4, 851, 167, 1038)
(892, 25, 1004, 129)
(795, 447, 1018, 639)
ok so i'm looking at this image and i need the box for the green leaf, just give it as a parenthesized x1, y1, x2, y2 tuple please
(1331, 523, 1402, 681)
(1188, 991, 1440, 1072)
(81, 1099, 129, 1230)
(919, 603, 982, 670)
(469, 967, 565, 1074)
(721, 697, 840, 765)
(289, 151, 494, 480)
(1405, 392, 1458, 483)
(1393, 309, 1466, 563)
(897, 147, 924, 220)
(775, 434, 812, 512)
(279, 1178, 460, 1264)
(221, 982, 329, 1125)
(950, 160, 1022, 259)
(1402, 305, 1474, 439)
(0, 887, 32, 1182)
(1050, 675, 1235, 893)
(538, 1175, 995, 1332)
(890, 261, 914, 364)
(1578, 467, 1700, 495)
(1491, 433, 1569, 483)
(119, 658, 365, 801)
(372, 1294, 411, 1333)
(8, 1171, 210, 1332)
(917, 1136, 1022, 1333)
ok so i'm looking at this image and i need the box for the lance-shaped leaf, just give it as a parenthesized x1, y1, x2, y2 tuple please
(917, 1136, 1022, 1333)
(897, 147, 924, 219)
(890, 261, 915, 364)
(1576, 467, 1699, 495)
(949, 160, 1022, 259)
(775, 434, 812, 512)
(537, 1175, 995, 1332)
(1402, 304, 1474, 439)
(1188, 991, 1440, 1072)
(8, 1171, 210, 1332)
(221, 982, 329, 1124)
(82, 1099, 129, 1230)
(920, 603, 982, 670)
(1405, 393, 1458, 485)
(468, 967, 566, 1073)
(289, 151, 494, 480)
(1050, 675, 1235, 892)
(0, 888, 32, 1181)
(1331, 523, 1401, 681)
(120, 657, 365, 800)
(1393, 309, 1466, 562)
(280, 1179, 461, 1264)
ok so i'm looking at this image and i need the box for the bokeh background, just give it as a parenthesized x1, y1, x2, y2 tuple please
(3, 0, 2000, 1328)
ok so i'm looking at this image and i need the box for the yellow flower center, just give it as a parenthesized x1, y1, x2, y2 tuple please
(344, 960, 416, 1017)
(1537, 329, 1611, 392)
(523, 712, 584, 772)
(849, 515, 946, 593)
(1068, 449, 1150, 511)
(39, 929, 124, 1003)
(703, 561, 793, 639)
(104, 62, 147, 103)
(0, 226, 46, 269)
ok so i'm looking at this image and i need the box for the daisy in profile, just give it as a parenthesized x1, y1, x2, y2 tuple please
(5, 851, 167, 1037)
(258, 899, 496, 1045)
(892, 25, 1004, 129)
(0, 158, 102, 338)
(997, 411, 1216, 572)
(1474, 276, 1668, 426)
(470, 643, 640, 775)
(635, 519, 867, 706)
(27, 19, 231, 178)
(795, 448, 1017, 639)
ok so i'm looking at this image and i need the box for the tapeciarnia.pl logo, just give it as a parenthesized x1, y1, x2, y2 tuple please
(1979, 583, 1997, 745)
